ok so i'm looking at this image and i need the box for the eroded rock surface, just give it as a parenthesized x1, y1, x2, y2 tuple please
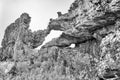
(1, 0, 120, 80)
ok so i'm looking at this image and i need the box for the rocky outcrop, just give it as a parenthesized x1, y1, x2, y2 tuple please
(1, 0, 120, 80)
(0, 13, 50, 62)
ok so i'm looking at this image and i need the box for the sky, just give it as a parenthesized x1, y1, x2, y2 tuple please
(0, 0, 74, 48)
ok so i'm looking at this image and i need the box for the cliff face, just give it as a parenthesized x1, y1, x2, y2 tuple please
(1, 0, 120, 80)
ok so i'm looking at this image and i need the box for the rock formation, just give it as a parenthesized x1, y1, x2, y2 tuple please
(1, 0, 120, 80)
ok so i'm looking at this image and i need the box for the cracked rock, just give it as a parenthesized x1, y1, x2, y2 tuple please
(1, 0, 120, 80)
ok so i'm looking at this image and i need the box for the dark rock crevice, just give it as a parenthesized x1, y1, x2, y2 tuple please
(1, 0, 120, 80)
